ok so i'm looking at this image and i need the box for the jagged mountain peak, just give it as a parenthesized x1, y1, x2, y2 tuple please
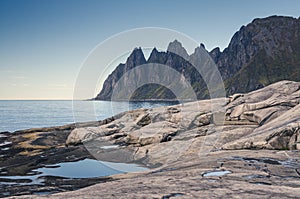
(96, 15, 300, 101)
(200, 43, 206, 49)
(149, 47, 159, 57)
(209, 47, 221, 62)
(125, 47, 146, 70)
(167, 39, 189, 59)
(147, 47, 165, 63)
(167, 39, 182, 49)
(128, 47, 144, 59)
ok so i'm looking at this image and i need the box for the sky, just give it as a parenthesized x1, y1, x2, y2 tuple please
(0, 0, 300, 100)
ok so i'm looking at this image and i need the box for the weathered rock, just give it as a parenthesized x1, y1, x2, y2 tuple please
(7, 150, 300, 199)
(3, 80, 300, 198)
(126, 122, 177, 146)
(222, 81, 300, 150)
(66, 127, 95, 145)
(65, 81, 300, 168)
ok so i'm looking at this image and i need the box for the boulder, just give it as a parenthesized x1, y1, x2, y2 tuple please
(67, 81, 300, 161)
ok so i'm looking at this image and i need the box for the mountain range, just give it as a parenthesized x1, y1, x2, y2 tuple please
(95, 15, 300, 101)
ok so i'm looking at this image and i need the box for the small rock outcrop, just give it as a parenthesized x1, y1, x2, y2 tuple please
(223, 81, 300, 150)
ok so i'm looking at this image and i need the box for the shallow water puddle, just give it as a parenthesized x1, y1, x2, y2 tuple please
(0, 158, 147, 185)
(202, 170, 232, 177)
(0, 175, 44, 185)
(0, 141, 11, 147)
(36, 158, 147, 178)
(100, 145, 119, 150)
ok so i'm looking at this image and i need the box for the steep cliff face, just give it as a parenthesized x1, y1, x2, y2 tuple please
(95, 16, 300, 101)
(96, 48, 146, 100)
(96, 41, 208, 100)
(223, 16, 300, 94)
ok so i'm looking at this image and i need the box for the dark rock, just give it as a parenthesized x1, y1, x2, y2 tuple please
(167, 39, 189, 60)
(95, 16, 300, 101)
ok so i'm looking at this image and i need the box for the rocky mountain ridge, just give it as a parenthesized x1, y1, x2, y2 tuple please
(95, 15, 300, 101)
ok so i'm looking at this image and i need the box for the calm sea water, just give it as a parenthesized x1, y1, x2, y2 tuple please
(0, 100, 177, 132)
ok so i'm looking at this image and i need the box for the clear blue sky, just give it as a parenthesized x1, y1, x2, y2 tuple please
(0, 0, 299, 99)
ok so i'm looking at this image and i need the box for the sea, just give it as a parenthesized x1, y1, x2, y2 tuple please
(0, 100, 178, 188)
(0, 100, 178, 132)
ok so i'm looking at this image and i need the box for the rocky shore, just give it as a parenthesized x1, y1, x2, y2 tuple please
(1, 80, 300, 198)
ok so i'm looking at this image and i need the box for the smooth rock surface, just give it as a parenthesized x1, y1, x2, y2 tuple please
(69, 81, 300, 159)
(3, 80, 300, 198)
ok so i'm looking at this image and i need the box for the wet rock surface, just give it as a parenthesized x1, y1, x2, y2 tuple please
(1, 81, 300, 198)
(0, 123, 113, 198)
(8, 150, 300, 199)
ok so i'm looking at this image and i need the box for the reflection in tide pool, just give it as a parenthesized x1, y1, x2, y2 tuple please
(35, 158, 148, 178)
(0, 158, 148, 185)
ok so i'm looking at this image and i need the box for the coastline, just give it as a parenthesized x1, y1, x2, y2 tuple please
(1, 81, 300, 198)
(92, 98, 183, 102)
